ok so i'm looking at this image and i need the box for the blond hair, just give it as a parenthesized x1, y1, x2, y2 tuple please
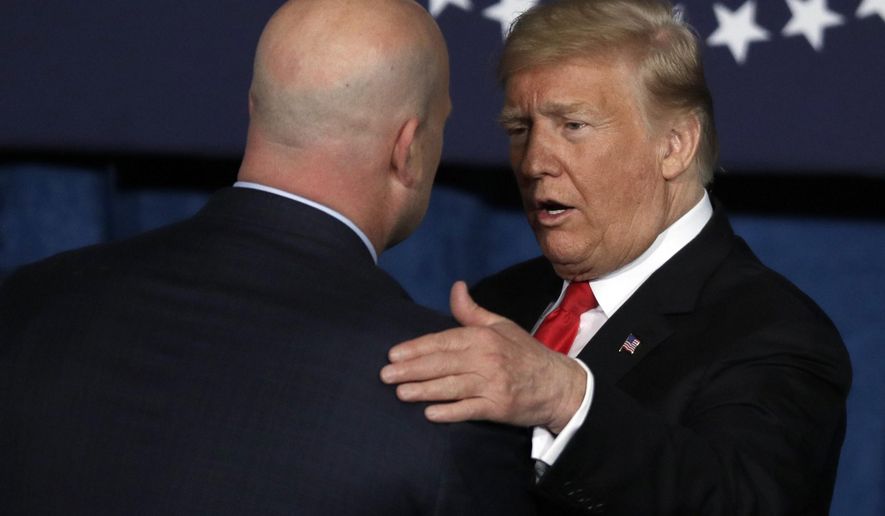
(500, 0, 718, 184)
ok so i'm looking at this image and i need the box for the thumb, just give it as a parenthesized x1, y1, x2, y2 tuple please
(449, 281, 508, 328)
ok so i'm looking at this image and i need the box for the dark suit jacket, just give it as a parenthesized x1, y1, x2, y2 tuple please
(472, 201, 851, 516)
(0, 187, 536, 515)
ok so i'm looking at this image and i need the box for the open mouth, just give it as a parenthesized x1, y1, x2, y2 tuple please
(539, 200, 572, 215)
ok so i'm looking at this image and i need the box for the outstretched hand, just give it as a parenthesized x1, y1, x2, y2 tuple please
(380, 281, 586, 434)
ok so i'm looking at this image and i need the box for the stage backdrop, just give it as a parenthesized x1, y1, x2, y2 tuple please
(1, 0, 884, 173)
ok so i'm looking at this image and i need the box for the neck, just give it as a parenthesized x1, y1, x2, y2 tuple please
(663, 177, 705, 230)
(238, 138, 391, 256)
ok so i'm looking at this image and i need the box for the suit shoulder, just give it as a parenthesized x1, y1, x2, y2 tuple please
(711, 239, 839, 331)
(3, 215, 198, 279)
(0, 241, 108, 302)
(386, 298, 457, 336)
(692, 239, 850, 383)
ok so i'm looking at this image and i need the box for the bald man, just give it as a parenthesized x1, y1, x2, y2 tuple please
(0, 1, 536, 514)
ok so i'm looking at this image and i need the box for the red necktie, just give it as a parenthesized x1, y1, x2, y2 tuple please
(534, 282, 598, 355)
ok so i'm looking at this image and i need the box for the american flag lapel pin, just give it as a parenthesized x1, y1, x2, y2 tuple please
(619, 333, 641, 354)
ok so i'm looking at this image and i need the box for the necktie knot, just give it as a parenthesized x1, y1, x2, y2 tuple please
(534, 282, 598, 355)
(559, 282, 597, 315)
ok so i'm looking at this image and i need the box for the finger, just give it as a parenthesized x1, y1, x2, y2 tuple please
(381, 348, 476, 385)
(394, 373, 483, 403)
(424, 398, 496, 424)
(387, 327, 465, 363)
(449, 281, 508, 328)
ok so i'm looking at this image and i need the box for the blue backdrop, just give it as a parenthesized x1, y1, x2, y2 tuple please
(1, 0, 884, 514)
(2, 0, 884, 173)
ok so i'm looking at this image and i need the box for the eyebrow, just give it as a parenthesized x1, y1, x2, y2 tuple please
(499, 102, 601, 124)
(498, 106, 525, 126)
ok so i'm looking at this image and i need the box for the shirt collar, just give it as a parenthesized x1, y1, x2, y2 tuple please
(233, 181, 378, 264)
(581, 191, 713, 317)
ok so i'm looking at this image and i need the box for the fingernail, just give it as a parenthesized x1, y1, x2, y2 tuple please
(380, 365, 396, 383)
(398, 385, 415, 399)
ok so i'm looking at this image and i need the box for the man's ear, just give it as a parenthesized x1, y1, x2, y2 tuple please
(391, 117, 420, 187)
(661, 112, 701, 181)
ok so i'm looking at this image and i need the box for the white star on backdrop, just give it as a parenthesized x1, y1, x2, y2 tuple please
(482, 0, 539, 39)
(856, 0, 885, 22)
(782, 0, 844, 51)
(707, 1, 770, 64)
(428, 0, 472, 18)
(429, 0, 883, 65)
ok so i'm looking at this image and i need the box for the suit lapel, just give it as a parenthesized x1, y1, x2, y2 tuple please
(578, 302, 674, 385)
(473, 257, 563, 331)
(514, 266, 562, 331)
(576, 201, 737, 384)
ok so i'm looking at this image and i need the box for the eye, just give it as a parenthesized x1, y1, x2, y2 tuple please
(502, 122, 529, 137)
(506, 126, 527, 136)
(564, 121, 587, 131)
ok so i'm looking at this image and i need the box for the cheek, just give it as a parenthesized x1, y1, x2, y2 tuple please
(587, 146, 656, 198)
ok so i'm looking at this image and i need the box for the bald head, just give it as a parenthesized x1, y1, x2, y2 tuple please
(239, 0, 450, 255)
(248, 0, 448, 150)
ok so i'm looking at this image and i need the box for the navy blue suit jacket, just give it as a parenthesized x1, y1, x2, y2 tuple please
(0, 187, 536, 515)
(472, 201, 850, 515)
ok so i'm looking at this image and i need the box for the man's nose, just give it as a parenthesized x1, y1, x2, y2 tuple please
(516, 129, 560, 180)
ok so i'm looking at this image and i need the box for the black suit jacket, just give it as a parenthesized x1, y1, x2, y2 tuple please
(472, 201, 850, 515)
(0, 187, 536, 515)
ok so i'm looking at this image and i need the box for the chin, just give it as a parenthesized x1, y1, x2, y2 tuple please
(541, 249, 584, 278)
(538, 239, 599, 281)
(545, 261, 590, 281)
(537, 234, 578, 262)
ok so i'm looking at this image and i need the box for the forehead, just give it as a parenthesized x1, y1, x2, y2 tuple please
(503, 56, 643, 116)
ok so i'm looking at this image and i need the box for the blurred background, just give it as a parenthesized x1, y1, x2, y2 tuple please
(1, 1, 883, 513)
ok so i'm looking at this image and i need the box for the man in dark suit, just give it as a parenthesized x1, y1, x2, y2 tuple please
(0, 1, 536, 514)
(381, 0, 851, 514)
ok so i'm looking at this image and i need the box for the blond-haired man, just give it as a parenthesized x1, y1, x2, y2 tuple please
(383, 1, 850, 514)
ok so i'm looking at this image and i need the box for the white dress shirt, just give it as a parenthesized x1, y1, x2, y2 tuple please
(532, 192, 714, 466)
(233, 181, 378, 264)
